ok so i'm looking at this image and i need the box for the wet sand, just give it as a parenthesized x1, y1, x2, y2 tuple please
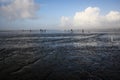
(0, 32, 120, 80)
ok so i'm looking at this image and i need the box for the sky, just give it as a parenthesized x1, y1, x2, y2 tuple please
(0, 0, 120, 30)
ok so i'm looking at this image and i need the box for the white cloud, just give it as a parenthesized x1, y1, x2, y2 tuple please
(61, 7, 120, 29)
(61, 16, 71, 26)
(60, 16, 74, 29)
(0, 0, 40, 20)
(106, 11, 120, 22)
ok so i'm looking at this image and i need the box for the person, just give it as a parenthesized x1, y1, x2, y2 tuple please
(71, 29, 73, 33)
(82, 29, 84, 34)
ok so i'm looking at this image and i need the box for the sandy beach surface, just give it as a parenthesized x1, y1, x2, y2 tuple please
(0, 31, 120, 80)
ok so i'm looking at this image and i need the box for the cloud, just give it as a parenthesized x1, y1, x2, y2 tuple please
(61, 16, 72, 26)
(61, 7, 120, 29)
(0, 0, 40, 20)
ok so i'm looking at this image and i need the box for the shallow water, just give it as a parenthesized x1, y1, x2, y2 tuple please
(0, 31, 120, 80)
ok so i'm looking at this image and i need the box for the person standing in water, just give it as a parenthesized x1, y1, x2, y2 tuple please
(71, 29, 73, 33)
(82, 29, 84, 34)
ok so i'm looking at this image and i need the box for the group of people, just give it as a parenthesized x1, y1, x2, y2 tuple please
(39, 29, 46, 32)
(21, 29, 47, 33)
(65, 29, 85, 33)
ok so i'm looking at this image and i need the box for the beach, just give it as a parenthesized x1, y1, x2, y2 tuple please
(0, 31, 120, 80)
